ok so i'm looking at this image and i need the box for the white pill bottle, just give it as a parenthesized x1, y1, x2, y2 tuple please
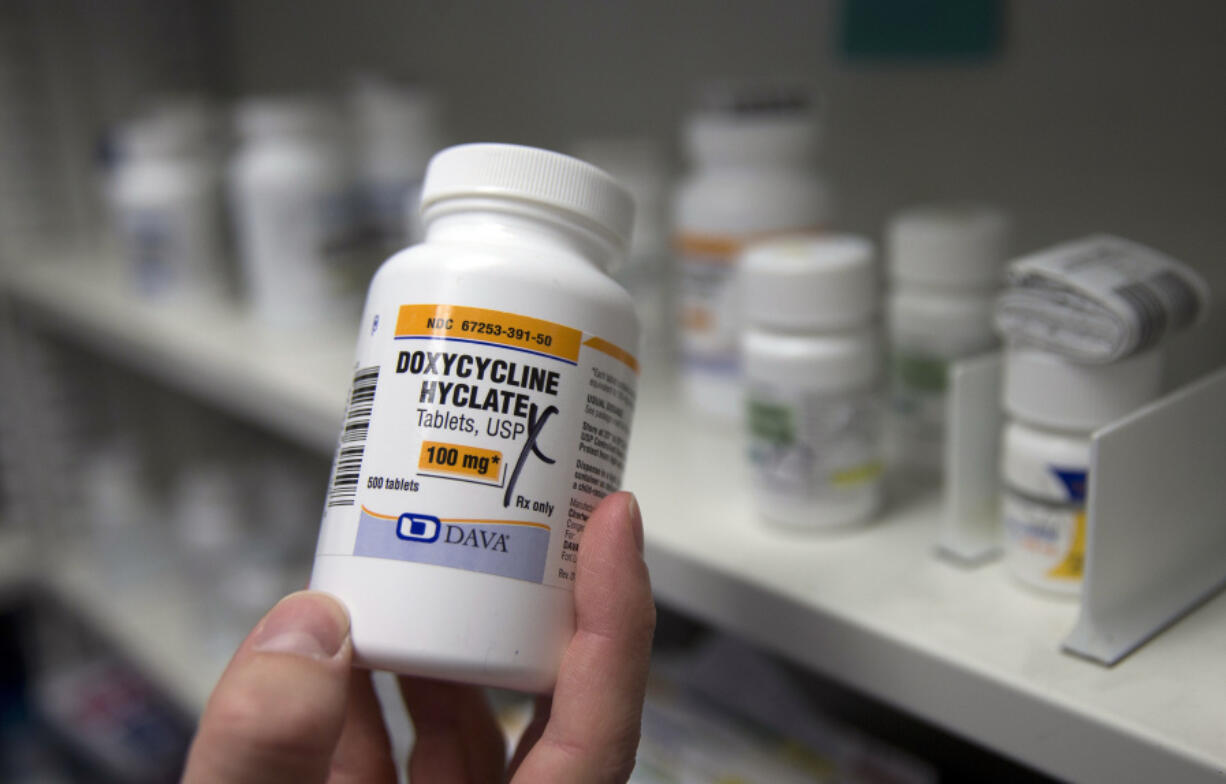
(111, 111, 225, 301)
(674, 86, 831, 420)
(350, 76, 444, 252)
(886, 205, 1009, 475)
(1000, 347, 1163, 595)
(741, 235, 884, 529)
(229, 98, 360, 327)
(311, 144, 640, 691)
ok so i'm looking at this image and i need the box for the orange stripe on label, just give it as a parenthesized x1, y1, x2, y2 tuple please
(583, 336, 639, 373)
(676, 233, 744, 258)
(441, 517, 552, 532)
(676, 228, 828, 262)
(361, 507, 551, 532)
(395, 304, 583, 363)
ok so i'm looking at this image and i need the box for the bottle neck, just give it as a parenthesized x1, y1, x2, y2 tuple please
(422, 198, 621, 272)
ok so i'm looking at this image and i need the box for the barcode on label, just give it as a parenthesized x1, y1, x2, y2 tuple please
(327, 366, 380, 507)
(1113, 270, 1199, 353)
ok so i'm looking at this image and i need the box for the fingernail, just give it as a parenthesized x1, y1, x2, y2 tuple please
(251, 591, 349, 661)
(626, 492, 644, 554)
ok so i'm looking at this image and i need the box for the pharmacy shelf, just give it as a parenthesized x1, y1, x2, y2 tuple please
(1, 256, 354, 454)
(627, 390, 1226, 784)
(5, 256, 1226, 781)
(43, 546, 230, 713)
(0, 529, 222, 714)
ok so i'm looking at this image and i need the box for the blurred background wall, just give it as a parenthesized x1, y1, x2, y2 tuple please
(210, 0, 1226, 384)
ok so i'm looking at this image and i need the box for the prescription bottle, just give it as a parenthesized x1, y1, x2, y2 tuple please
(351, 76, 444, 252)
(229, 97, 362, 327)
(111, 110, 225, 300)
(886, 205, 1009, 476)
(1000, 346, 1163, 595)
(741, 234, 883, 529)
(310, 143, 639, 691)
(675, 85, 831, 420)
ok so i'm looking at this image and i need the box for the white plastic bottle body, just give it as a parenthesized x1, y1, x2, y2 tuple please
(674, 169, 830, 420)
(230, 136, 360, 328)
(112, 154, 224, 300)
(885, 205, 1009, 477)
(1000, 421, 1090, 596)
(310, 203, 639, 692)
(998, 346, 1164, 597)
(886, 287, 999, 473)
(743, 328, 883, 529)
(362, 124, 436, 251)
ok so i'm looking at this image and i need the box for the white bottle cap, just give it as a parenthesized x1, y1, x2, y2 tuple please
(1003, 346, 1164, 431)
(684, 82, 819, 166)
(235, 96, 337, 140)
(887, 204, 1010, 289)
(741, 233, 877, 331)
(420, 143, 634, 254)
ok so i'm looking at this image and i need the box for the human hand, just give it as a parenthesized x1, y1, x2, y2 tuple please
(181, 491, 655, 784)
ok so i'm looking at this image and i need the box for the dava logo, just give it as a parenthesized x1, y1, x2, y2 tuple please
(396, 513, 441, 543)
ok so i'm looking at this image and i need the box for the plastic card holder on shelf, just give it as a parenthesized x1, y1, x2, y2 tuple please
(1064, 365, 1226, 665)
(938, 351, 1004, 562)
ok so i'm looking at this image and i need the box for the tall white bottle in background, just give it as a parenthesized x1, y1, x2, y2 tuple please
(885, 204, 1009, 478)
(674, 83, 831, 420)
(350, 76, 445, 253)
(229, 97, 361, 328)
(110, 106, 226, 301)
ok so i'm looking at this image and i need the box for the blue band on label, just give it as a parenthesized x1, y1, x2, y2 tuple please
(1052, 468, 1088, 502)
(354, 510, 550, 584)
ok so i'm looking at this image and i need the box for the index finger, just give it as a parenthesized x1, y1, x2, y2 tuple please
(509, 491, 656, 783)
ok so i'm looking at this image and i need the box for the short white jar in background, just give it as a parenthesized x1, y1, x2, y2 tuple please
(110, 109, 226, 301)
(741, 234, 883, 529)
(675, 83, 832, 421)
(1000, 346, 1164, 596)
(886, 204, 1009, 476)
(229, 97, 361, 328)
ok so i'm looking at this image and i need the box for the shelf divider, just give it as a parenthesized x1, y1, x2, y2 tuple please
(1066, 365, 1226, 665)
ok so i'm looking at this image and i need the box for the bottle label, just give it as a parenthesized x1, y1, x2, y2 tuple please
(995, 234, 1209, 362)
(317, 303, 638, 590)
(1002, 468, 1087, 586)
(677, 233, 743, 376)
(887, 347, 950, 459)
(123, 209, 176, 296)
(746, 383, 883, 500)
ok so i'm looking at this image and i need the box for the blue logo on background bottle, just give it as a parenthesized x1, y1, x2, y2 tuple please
(397, 513, 441, 543)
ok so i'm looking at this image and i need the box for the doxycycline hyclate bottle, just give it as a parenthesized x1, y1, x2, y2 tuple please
(310, 143, 640, 691)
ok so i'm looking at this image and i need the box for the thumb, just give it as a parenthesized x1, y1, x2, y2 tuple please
(183, 591, 354, 784)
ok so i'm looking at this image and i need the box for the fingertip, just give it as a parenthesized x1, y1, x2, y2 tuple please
(249, 590, 351, 662)
(625, 492, 644, 554)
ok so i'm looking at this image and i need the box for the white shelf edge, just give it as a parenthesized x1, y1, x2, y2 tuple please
(3, 257, 353, 454)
